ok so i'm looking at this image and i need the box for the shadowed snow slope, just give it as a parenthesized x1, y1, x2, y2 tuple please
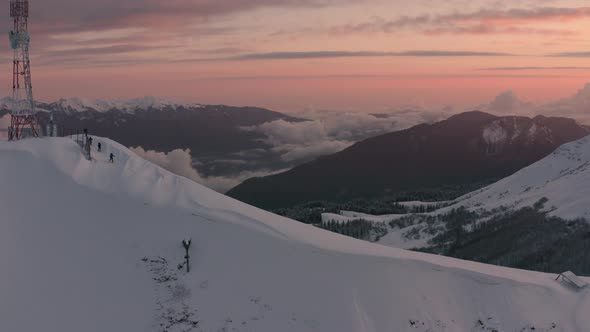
(456, 135, 590, 220)
(1, 137, 589, 332)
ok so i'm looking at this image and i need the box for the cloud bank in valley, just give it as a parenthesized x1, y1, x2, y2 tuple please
(130, 147, 286, 193)
(131, 108, 450, 192)
(6, 85, 590, 193)
(243, 108, 449, 163)
(243, 83, 590, 179)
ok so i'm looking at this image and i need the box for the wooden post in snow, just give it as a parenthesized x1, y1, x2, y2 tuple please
(182, 239, 192, 273)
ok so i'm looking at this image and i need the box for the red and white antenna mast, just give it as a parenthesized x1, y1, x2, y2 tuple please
(8, 0, 38, 140)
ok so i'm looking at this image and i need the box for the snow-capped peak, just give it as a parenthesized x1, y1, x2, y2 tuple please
(0, 96, 50, 113)
(0, 96, 208, 114)
(48, 96, 204, 113)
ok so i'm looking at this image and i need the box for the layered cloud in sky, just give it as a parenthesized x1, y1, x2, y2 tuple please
(329, 6, 590, 36)
(2, 0, 590, 111)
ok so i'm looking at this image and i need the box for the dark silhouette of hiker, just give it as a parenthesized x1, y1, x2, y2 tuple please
(97, 142, 102, 152)
(109, 153, 114, 163)
(88, 137, 93, 146)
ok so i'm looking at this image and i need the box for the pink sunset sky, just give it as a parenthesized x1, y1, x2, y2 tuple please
(3, 0, 590, 112)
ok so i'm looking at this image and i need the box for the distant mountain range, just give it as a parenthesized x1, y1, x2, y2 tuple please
(0, 97, 304, 178)
(228, 111, 590, 208)
(2, 96, 209, 114)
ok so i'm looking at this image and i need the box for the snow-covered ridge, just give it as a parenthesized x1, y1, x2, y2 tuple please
(1, 137, 590, 331)
(0, 96, 205, 113)
(481, 116, 558, 147)
(457, 134, 590, 220)
(48, 96, 205, 113)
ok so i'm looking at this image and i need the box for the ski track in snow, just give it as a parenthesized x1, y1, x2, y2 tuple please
(352, 289, 375, 332)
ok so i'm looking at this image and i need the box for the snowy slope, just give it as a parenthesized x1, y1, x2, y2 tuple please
(1, 137, 589, 332)
(454, 135, 590, 220)
(331, 134, 590, 223)
(322, 135, 590, 251)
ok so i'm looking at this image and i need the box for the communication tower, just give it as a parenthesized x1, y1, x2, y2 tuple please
(8, 0, 38, 140)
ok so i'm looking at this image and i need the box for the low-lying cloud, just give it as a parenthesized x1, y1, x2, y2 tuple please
(243, 108, 448, 163)
(131, 147, 286, 193)
(109, 85, 590, 192)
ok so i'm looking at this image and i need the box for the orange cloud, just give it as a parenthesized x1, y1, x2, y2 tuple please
(331, 7, 590, 36)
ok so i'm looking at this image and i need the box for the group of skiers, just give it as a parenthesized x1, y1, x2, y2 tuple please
(83, 128, 114, 163)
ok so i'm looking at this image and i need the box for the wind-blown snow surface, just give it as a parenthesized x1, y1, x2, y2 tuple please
(1, 138, 589, 332)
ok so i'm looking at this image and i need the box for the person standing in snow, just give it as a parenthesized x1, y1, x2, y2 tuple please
(109, 153, 114, 163)
(97, 142, 102, 152)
